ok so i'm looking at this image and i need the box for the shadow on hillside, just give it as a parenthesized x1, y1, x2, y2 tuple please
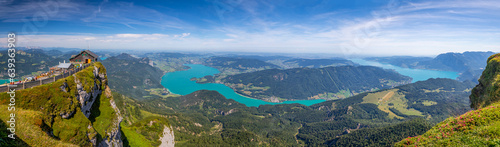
(89, 94, 102, 123)
(0, 120, 30, 146)
(121, 128, 131, 147)
(88, 93, 103, 143)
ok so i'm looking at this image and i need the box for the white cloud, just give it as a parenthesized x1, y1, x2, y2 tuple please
(0, 0, 189, 30)
(2, 0, 500, 56)
(84, 37, 96, 40)
(115, 34, 144, 38)
(226, 34, 238, 38)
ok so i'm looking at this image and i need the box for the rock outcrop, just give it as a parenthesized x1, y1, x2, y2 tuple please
(0, 62, 124, 146)
(72, 63, 123, 146)
(159, 125, 175, 147)
(98, 87, 124, 147)
(470, 53, 500, 109)
(76, 66, 106, 118)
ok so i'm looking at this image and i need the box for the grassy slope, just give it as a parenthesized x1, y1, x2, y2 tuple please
(0, 62, 118, 146)
(361, 89, 423, 119)
(395, 102, 500, 146)
(122, 124, 155, 147)
(0, 105, 77, 146)
(90, 92, 118, 141)
(396, 54, 500, 146)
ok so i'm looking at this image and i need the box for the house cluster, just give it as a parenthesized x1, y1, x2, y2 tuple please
(15, 50, 99, 84)
(51, 50, 99, 73)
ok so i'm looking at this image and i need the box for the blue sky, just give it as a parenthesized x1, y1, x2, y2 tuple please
(1, 0, 499, 56)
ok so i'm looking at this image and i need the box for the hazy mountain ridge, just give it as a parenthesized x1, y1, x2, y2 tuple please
(265, 58, 359, 69)
(143, 52, 204, 72)
(366, 51, 496, 82)
(221, 54, 293, 61)
(0, 49, 60, 78)
(204, 56, 281, 74)
(282, 58, 357, 68)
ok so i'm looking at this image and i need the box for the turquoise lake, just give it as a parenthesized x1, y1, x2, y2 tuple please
(351, 59, 459, 82)
(0, 79, 10, 84)
(161, 64, 326, 107)
(0, 79, 18, 84)
(160, 60, 459, 107)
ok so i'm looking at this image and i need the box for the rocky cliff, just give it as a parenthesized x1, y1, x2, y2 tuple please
(0, 62, 123, 146)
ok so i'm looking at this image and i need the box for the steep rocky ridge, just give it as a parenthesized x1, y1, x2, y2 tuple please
(0, 62, 123, 146)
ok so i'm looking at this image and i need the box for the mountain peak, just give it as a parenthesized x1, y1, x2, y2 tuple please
(114, 53, 136, 60)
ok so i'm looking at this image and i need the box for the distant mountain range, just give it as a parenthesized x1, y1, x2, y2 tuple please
(0, 48, 83, 78)
(222, 54, 293, 61)
(365, 51, 496, 82)
(204, 55, 357, 70)
(204, 56, 280, 74)
(273, 58, 357, 69)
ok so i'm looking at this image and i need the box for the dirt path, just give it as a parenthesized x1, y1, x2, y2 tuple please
(295, 124, 303, 144)
(380, 91, 395, 102)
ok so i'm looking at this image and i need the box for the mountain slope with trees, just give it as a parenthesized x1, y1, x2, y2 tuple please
(221, 66, 412, 100)
(118, 78, 473, 146)
(101, 53, 165, 99)
(0, 48, 67, 79)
